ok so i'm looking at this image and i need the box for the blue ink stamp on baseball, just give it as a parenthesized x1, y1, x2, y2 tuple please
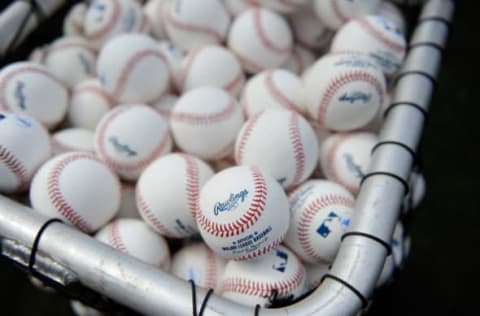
(109, 136, 137, 157)
(342, 153, 365, 180)
(339, 92, 372, 104)
(317, 212, 351, 238)
(272, 248, 289, 272)
(14, 81, 27, 110)
(213, 189, 249, 216)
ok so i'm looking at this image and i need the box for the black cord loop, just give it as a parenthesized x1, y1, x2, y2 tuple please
(384, 102, 428, 123)
(371, 141, 417, 163)
(360, 172, 410, 196)
(198, 288, 214, 316)
(342, 232, 392, 256)
(394, 71, 437, 89)
(28, 218, 63, 273)
(320, 274, 368, 308)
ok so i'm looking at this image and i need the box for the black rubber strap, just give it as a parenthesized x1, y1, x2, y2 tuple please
(321, 274, 368, 308)
(189, 280, 198, 316)
(394, 70, 437, 89)
(371, 141, 417, 163)
(28, 218, 63, 273)
(418, 16, 452, 29)
(342, 232, 392, 256)
(254, 304, 261, 316)
(384, 102, 428, 122)
(409, 42, 444, 53)
(198, 289, 214, 316)
(361, 172, 409, 196)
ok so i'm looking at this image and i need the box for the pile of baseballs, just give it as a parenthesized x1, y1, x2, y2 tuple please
(0, 0, 421, 311)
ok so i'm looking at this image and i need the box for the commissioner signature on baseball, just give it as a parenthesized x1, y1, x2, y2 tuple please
(213, 189, 249, 216)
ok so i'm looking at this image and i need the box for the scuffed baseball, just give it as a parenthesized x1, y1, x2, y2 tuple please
(136, 153, 214, 238)
(313, 0, 382, 30)
(0, 62, 69, 129)
(235, 109, 318, 189)
(282, 45, 316, 76)
(170, 87, 244, 160)
(228, 8, 293, 74)
(219, 245, 307, 307)
(95, 218, 171, 269)
(0, 112, 51, 194)
(170, 242, 227, 291)
(51, 128, 95, 156)
(30, 152, 121, 233)
(285, 179, 355, 263)
(196, 166, 290, 260)
(94, 104, 172, 180)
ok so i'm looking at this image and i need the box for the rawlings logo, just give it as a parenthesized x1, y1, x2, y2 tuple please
(108, 136, 137, 157)
(339, 92, 372, 104)
(369, 52, 401, 70)
(213, 189, 249, 216)
(14, 81, 27, 110)
(334, 59, 378, 69)
(342, 153, 365, 180)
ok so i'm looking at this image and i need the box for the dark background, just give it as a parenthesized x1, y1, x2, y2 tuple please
(0, 1, 477, 315)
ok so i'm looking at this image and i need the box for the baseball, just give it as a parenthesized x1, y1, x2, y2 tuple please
(29, 151, 121, 233)
(0, 62, 69, 129)
(163, 0, 231, 51)
(319, 132, 378, 194)
(170, 87, 244, 160)
(377, 1, 406, 34)
(150, 93, 178, 118)
(136, 153, 214, 238)
(28, 45, 48, 64)
(282, 45, 316, 76)
(0, 112, 51, 194)
(95, 218, 171, 269)
(330, 15, 407, 76)
(196, 166, 290, 260)
(305, 262, 330, 290)
(228, 8, 293, 74)
(258, 0, 309, 14)
(170, 242, 227, 291)
(289, 4, 333, 51)
(115, 182, 141, 220)
(219, 245, 307, 307)
(179, 45, 245, 96)
(97, 33, 170, 104)
(223, 0, 258, 17)
(312, 0, 382, 30)
(68, 79, 115, 131)
(44, 36, 97, 88)
(158, 40, 186, 92)
(63, 2, 87, 37)
(51, 128, 95, 156)
(303, 53, 386, 131)
(235, 109, 318, 190)
(94, 104, 172, 180)
(240, 69, 306, 118)
(284, 179, 355, 263)
(143, 0, 169, 40)
(83, 0, 145, 49)
(404, 169, 426, 212)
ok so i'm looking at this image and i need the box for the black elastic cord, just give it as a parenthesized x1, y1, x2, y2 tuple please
(384, 102, 428, 122)
(189, 280, 198, 316)
(418, 16, 452, 29)
(371, 141, 417, 163)
(321, 274, 368, 308)
(28, 218, 63, 273)
(360, 172, 409, 196)
(342, 232, 392, 256)
(394, 71, 437, 89)
(198, 289, 214, 316)
(409, 42, 444, 53)
(254, 304, 261, 316)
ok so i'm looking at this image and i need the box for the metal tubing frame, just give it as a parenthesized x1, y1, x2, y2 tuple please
(0, 1, 454, 315)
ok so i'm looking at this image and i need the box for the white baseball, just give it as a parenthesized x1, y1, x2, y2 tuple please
(83, 0, 145, 49)
(289, 4, 333, 51)
(136, 153, 214, 238)
(223, 0, 258, 17)
(51, 128, 95, 156)
(158, 40, 186, 92)
(28, 45, 48, 64)
(144, 0, 170, 39)
(258, 0, 309, 14)
(330, 15, 407, 76)
(241, 69, 306, 118)
(0, 62, 69, 129)
(116, 182, 141, 220)
(377, 1, 406, 34)
(170, 242, 227, 291)
(285, 179, 355, 263)
(404, 169, 426, 212)
(95, 218, 171, 269)
(313, 0, 382, 30)
(63, 2, 87, 36)
(97, 33, 170, 104)
(282, 45, 316, 76)
(94, 104, 172, 180)
(235, 109, 318, 190)
(305, 262, 330, 290)
(196, 166, 290, 260)
(68, 79, 115, 131)
(179, 45, 245, 96)
(170, 87, 244, 160)
(150, 93, 178, 118)
(163, 0, 231, 52)
(219, 245, 307, 307)
(0, 112, 51, 194)
(228, 8, 293, 74)
(304, 53, 386, 131)
(319, 132, 378, 194)
(29, 151, 121, 233)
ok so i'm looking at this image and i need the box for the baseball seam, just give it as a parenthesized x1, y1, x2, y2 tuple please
(297, 194, 354, 262)
(205, 248, 218, 289)
(196, 167, 267, 238)
(182, 154, 200, 218)
(234, 112, 262, 164)
(357, 17, 405, 52)
(0, 145, 29, 191)
(232, 50, 265, 73)
(234, 232, 286, 261)
(73, 84, 115, 108)
(109, 220, 128, 253)
(265, 70, 303, 114)
(136, 187, 177, 238)
(170, 99, 237, 125)
(324, 134, 359, 193)
(50, 136, 95, 155)
(287, 112, 305, 189)
(86, 0, 121, 39)
(48, 42, 95, 55)
(253, 9, 291, 54)
(331, 0, 349, 24)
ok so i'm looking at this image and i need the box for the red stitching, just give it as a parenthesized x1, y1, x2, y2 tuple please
(220, 256, 305, 297)
(108, 220, 128, 253)
(290, 47, 305, 74)
(278, 0, 302, 11)
(181, 154, 200, 218)
(231, 49, 265, 74)
(136, 186, 177, 237)
(86, 0, 121, 39)
(204, 247, 218, 289)
(297, 194, 354, 262)
(170, 99, 237, 125)
(0, 145, 29, 191)
(223, 68, 244, 94)
(112, 49, 169, 102)
(47, 153, 105, 233)
(264, 70, 303, 114)
(197, 167, 267, 238)
(234, 112, 262, 164)
(356, 17, 405, 52)
(178, 45, 202, 91)
(253, 8, 291, 54)
(48, 42, 94, 55)
(331, 0, 349, 24)
(96, 105, 171, 173)
(73, 84, 115, 108)
(287, 112, 305, 189)
(324, 134, 358, 193)
(315, 71, 384, 128)
(164, 3, 224, 42)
